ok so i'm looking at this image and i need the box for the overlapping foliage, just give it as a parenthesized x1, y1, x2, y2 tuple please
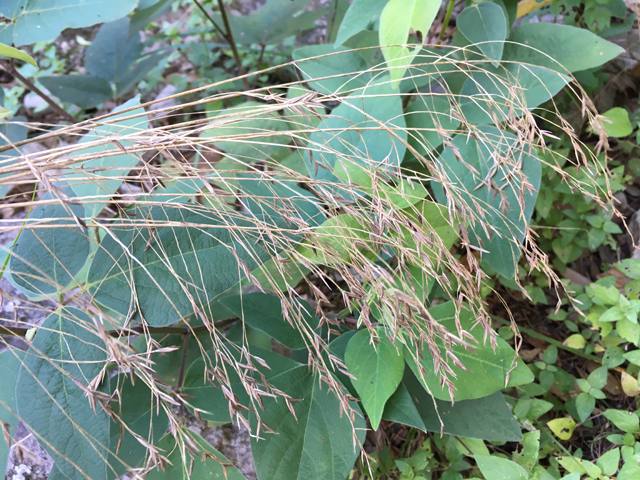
(0, 0, 634, 479)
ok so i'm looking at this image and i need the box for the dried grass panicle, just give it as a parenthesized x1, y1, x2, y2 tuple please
(0, 45, 617, 472)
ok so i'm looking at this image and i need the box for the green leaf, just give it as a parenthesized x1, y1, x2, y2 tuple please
(334, 0, 387, 46)
(0, 348, 24, 473)
(379, 0, 441, 87)
(16, 308, 109, 480)
(617, 317, 640, 345)
(547, 417, 576, 440)
(0, 0, 136, 46)
(85, 17, 142, 84)
(503, 23, 624, 73)
(434, 127, 541, 278)
(457, 3, 507, 65)
(113, 51, 164, 98)
(68, 96, 148, 218)
(513, 430, 540, 470)
(475, 455, 528, 480)
(250, 366, 365, 480)
(88, 206, 288, 327)
(345, 328, 404, 430)
(220, 293, 320, 349)
(183, 346, 299, 424)
(0, 42, 37, 67)
(303, 77, 406, 185)
(383, 368, 522, 441)
(404, 95, 460, 160)
(460, 70, 569, 125)
(107, 375, 169, 477)
(39, 75, 112, 109)
(236, 174, 325, 227)
(292, 45, 371, 94)
(575, 392, 595, 422)
(201, 101, 291, 162)
(618, 460, 640, 480)
(210, 0, 320, 45)
(129, 0, 172, 37)
(603, 409, 640, 434)
(598, 107, 633, 138)
(624, 350, 640, 365)
(9, 186, 90, 297)
(406, 301, 533, 401)
(596, 447, 620, 476)
(145, 432, 246, 480)
(587, 365, 608, 389)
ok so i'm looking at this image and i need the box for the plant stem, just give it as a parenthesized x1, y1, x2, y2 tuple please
(325, 0, 340, 43)
(176, 332, 191, 391)
(491, 315, 602, 363)
(0, 61, 77, 123)
(216, 0, 251, 90)
(437, 0, 457, 43)
(194, 0, 251, 90)
(1, 318, 238, 338)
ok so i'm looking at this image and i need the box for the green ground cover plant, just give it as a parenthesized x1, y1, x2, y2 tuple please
(0, 0, 638, 479)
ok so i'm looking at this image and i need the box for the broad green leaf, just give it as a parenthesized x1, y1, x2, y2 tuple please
(457, 3, 507, 65)
(458, 64, 570, 125)
(379, 0, 441, 86)
(603, 409, 640, 434)
(334, 0, 388, 47)
(513, 430, 540, 470)
(547, 417, 576, 440)
(107, 376, 169, 478)
(201, 102, 291, 162)
(129, 0, 172, 37)
(85, 18, 142, 84)
(88, 207, 288, 327)
(383, 368, 522, 441)
(183, 345, 299, 423)
(16, 308, 109, 480)
(404, 95, 460, 160)
(145, 432, 246, 480)
(0, 0, 136, 46)
(345, 328, 404, 430)
(296, 213, 373, 266)
(250, 366, 365, 480)
(9, 187, 90, 297)
(326, 331, 358, 396)
(292, 45, 371, 94)
(304, 77, 406, 186)
(598, 107, 633, 138)
(113, 50, 164, 98)
(40, 75, 113, 109)
(334, 158, 428, 209)
(68, 96, 148, 218)
(624, 350, 640, 365)
(131, 331, 217, 388)
(434, 127, 541, 278)
(236, 174, 325, 227)
(406, 301, 534, 401)
(596, 447, 620, 476)
(0, 348, 24, 473)
(618, 462, 640, 480)
(210, 0, 320, 45)
(475, 455, 528, 480)
(0, 42, 37, 67)
(0, 116, 28, 198)
(575, 392, 595, 422)
(503, 23, 624, 73)
(220, 293, 320, 349)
